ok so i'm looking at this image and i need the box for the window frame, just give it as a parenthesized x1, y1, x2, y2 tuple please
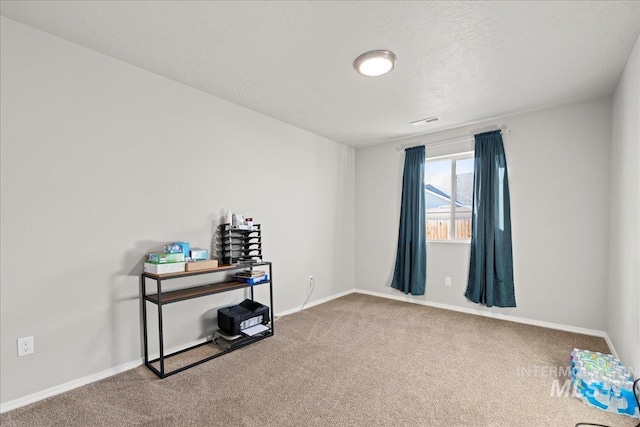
(425, 151, 474, 243)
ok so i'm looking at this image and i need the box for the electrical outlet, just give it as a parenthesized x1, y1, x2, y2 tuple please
(445, 276, 452, 286)
(308, 276, 315, 289)
(17, 336, 34, 357)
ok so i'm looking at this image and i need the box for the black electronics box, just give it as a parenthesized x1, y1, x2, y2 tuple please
(218, 299, 269, 335)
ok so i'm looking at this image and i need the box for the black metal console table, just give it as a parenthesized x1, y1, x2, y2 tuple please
(141, 261, 273, 378)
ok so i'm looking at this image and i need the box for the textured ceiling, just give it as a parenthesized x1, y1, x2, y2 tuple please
(1, 1, 639, 146)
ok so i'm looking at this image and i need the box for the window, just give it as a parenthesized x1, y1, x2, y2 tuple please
(425, 152, 474, 241)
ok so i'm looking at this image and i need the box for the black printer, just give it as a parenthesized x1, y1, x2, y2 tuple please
(218, 299, 269, 335)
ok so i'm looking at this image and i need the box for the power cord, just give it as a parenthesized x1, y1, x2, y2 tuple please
(299, 276, 316, 312)
(575, 378, 640, 427)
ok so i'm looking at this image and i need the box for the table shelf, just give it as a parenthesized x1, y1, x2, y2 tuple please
(145, 279, 271, 305)
(141, 261, 273, 378)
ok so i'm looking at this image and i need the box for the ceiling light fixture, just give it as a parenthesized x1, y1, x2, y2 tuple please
(353, 50, 396, 77)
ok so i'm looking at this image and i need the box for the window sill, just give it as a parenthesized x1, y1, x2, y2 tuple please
(427, 240, 471, 245)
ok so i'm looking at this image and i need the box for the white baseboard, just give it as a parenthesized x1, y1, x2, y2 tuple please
(0, 359, 142, 414)
(602, 335, 619, 360)
(275, 288, 356, 317)
(1, 336, 211, 414)
(1, 289, 355, 414)
(146, 337, 210, 362)
(1, 287, 620, 414)
(0, 337, 208, 414)
(354, 289, 619, 358)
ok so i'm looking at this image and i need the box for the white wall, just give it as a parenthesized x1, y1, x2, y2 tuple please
(0, 17, 355, 405)
(608, 35, 640, 377)
(356, 96, 612, 331)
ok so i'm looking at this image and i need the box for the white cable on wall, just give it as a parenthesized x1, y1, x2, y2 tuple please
(299, 276, 316, 312)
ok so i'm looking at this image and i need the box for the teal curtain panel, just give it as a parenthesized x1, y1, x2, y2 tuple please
(391, 145, 426, 296)
(465, 131, 516, 307)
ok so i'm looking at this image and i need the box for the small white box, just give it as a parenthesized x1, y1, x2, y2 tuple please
(144, 262, 185, 275)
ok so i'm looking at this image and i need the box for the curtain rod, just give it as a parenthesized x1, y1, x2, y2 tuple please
(397, 129, 510, 152)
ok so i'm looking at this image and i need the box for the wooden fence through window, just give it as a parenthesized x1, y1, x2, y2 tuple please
(426, 218, 472, 241)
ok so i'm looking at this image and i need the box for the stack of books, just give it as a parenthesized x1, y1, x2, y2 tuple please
(233, 270, 268, 284)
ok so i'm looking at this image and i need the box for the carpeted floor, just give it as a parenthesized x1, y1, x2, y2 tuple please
(1, 293, 637, 426)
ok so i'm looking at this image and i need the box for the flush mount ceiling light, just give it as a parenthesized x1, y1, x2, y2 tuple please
(353, 50, 396, 77)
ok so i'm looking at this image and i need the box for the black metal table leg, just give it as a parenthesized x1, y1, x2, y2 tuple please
(157, 278, 165, 378)
(269, 263, 274, 334)
(142, 274, 148, 366)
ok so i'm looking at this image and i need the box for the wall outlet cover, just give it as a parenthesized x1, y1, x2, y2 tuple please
(18, 336, 34, 356)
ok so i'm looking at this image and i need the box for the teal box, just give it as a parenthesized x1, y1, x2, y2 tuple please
(165, 242, 190, 258)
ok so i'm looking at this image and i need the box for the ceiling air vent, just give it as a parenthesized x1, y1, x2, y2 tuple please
(410, 116, 440, 126)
